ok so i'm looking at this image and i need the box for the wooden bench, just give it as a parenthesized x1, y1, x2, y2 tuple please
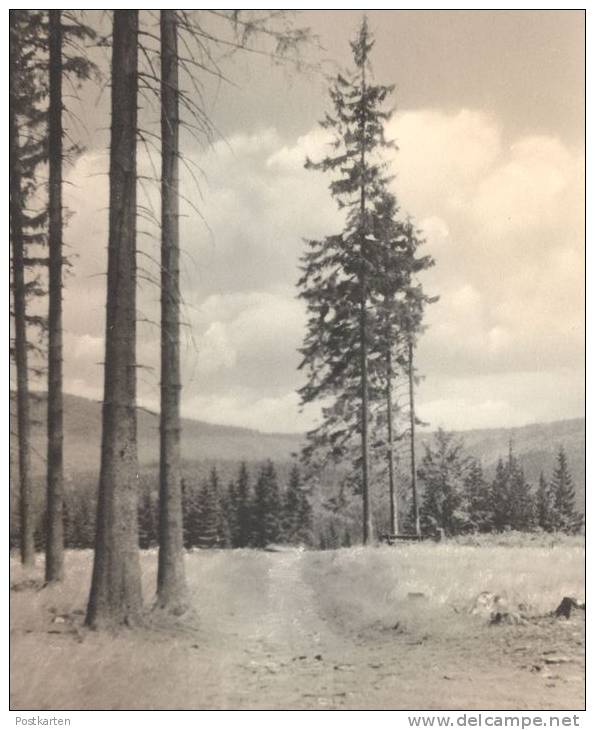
(380, 529, 444, 545)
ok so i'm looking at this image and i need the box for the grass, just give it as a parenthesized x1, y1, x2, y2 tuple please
(10, 539, 585, 709)
(303, 538, 584, 637)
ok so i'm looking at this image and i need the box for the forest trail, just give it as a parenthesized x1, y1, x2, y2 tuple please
(10, 548, 585, 710)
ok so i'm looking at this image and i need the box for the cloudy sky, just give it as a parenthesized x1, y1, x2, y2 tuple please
(60, 10, 585, 433)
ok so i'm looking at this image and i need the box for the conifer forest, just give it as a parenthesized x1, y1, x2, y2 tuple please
(9, 9, 585, 713)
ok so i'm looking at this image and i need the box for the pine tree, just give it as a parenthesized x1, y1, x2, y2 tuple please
(156, 8, 188, 612)
(45, 9, 97, 583)
(182, 479, 201, 549)
(508, 463, 536, 532)
(536, 472, 554, 531)
(138, 486, 157, 549)
(217, 483, 232, 549)
(226, 479, 240, 547)
(86, 10, 143, 629)
(10, 10, 48, 568)
(489, 445, 536, 532)
(489, 457, 510, 532)
(283, 464, 313, 544)
(195, 468, 223, 549)
(252, 461, 282, 548)
(45, 8, 65, 582)
(298, 18, 395, 545)
(549, 447, 582, 533)
(370, 194, 436, 535)
(463, 459, 492, 532)
(419, 429, 470, 535)
(326, 521, 340, 549)
(234, 462, 253, 548)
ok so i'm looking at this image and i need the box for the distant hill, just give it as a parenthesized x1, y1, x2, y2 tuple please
(10, 392, 301, 475)
(10, 392, 585, 507)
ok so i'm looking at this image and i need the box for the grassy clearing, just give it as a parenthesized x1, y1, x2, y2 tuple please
(303, 538, 585, 636)
(10, 540, 585, 710)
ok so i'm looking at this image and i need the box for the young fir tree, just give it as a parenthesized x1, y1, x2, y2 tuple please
(463, 459, 492, 532)
(283, 464, 313, 545)
(489, 457, 510, 532)
(226, 479, 240, 548)
(195, 468, 223, 549)
(182, 479, 201, 549)
(489, 444, 535, 532)
(298, 18, 395, 544)
(536, 471, 554, 532)
(138, 486, 158, 549)
(549, 447, 582, 533)
(252, 461, 282, 548)
(233, 462, 253, 548)
(418, 429, 470, 536)
(508, 462, 536, 532)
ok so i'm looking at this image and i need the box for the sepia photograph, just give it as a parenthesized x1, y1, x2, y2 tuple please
(8, 7, 585, 713)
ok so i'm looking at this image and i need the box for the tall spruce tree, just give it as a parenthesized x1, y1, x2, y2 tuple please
(86, 10, 143, 629)
(45, 10, 97, 583)
(369, 195, 435, 535)
(156, 9, 188, 613)
(10, 10, 48, 568)
(45, 9, 65, 582)
(298, 18, 394, 544)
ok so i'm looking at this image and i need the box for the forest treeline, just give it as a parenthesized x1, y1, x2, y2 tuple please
(9, 437, 580, 553)
(10, 461, 313, 551)
(317, 435, 583, 548)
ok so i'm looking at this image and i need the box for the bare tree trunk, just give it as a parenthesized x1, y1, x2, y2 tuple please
(386, 346, 398, 535)
(156, 9, 188, 613)
(45, 9, 64, 583)
(9, 47, 35, 569)
(408, 338, 420, 537)
(86, 10, 142, 629)
(359, 281, 372, 544)
(359, 55, 372, 546)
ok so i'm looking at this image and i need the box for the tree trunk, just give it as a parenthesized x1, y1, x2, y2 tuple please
(45, 9, 64, 583)
(386, 346, 398, 535)
(156, 9, 188, 612)
(359, 55, 372, 546)
(9, 43, 35, 568)
(86, 10, 142, 629)
(408, 339, 420, 537)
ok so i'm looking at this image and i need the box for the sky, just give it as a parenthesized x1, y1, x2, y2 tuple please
(58, 9, 585, 434)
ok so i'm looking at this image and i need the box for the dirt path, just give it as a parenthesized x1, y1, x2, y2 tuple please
(10, 549, 585, 710)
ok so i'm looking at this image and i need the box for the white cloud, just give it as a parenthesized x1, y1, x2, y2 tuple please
(60, 108, 584, 432)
